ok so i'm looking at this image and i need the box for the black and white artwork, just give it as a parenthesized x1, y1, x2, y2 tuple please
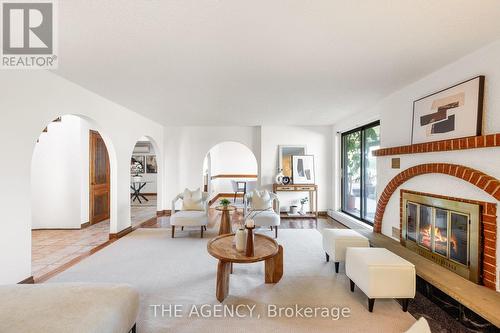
(131, 155, 145, 174)
(146, 155, 157, 173)
(411, 76, 484, 144)
(292, 155, 315, 184)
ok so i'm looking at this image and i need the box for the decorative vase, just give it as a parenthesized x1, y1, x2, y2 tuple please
(235, 228, 247, 252)
(132, 175, 142, 183)
(275, 170, 284, 184)
(245, 226, 255, 257)
(300, 204, 305, 215)
(290, 205, 298, 214)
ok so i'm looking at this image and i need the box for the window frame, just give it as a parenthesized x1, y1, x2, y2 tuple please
(340, 120, 380, 225)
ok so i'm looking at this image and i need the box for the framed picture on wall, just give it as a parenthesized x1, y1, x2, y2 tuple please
(146, 155, 157, 173)
(131, 155, 145, 174)
(278, 145, 306, 178)
(292, 155, 315, 184)
(411, 76, 484, 144)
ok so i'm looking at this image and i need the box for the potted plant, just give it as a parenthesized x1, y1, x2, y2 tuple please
(300, 197, 309, 215)
(220, 198, 231, 208)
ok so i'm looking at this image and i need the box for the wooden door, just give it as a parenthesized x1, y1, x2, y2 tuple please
(89, 130, 110, 224)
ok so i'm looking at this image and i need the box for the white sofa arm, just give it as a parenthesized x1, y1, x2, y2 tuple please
(270, 192, 280, 215)
(202, 192, 209, 214)
(171, 194, 183, 214)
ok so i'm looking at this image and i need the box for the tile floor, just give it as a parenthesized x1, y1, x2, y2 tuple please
(32, 195, 157, 280)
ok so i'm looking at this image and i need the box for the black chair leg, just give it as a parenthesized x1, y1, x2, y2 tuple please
(349, 279, 355, 292)
(234, 192, 237, 203)
(401, 299, 409, 312)
(325, 252, 330, 262)
(275, 226, 278, 238)
(130, 323, 136, 333)
(334, 262, 339, 273)
(368, 298, 375, 312)
(201, 226, 204, 238)
(181, 226, 184, 231)
(171, 226, 175, 238)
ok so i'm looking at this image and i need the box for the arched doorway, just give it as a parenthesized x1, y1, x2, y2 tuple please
(202, 141, 258, 209)
(30, 114, 117, 281)
(130, 136, 161, 227)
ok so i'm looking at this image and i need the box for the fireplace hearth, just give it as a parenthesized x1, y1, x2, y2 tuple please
(401, 192, 481, 283)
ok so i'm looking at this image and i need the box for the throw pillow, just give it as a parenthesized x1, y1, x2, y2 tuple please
(182, 188, 204, 210)
(251, 189, 272, 210)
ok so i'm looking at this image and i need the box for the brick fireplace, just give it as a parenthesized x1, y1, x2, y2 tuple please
(400, 190, 496, 288)
(373, 162, 498, 290)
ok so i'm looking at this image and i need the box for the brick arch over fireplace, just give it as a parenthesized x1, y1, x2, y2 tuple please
(374, 163, 500, 233)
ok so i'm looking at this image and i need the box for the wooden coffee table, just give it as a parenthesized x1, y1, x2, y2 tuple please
(207, 233, 284, 302)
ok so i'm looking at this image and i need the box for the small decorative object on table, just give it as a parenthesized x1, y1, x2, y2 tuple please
(245, 219, 255, 257)
(282, 176, 291, 185)
(289, 205, 298, 215)
(234, 224, 247, 252)
(300, 197, 308, 215)
(275, 169, 284, 185)
(220, 198, 231, 208)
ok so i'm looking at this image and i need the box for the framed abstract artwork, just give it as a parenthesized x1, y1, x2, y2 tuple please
(292, 155, 315, 184)
(278, 145, 306, 178)
(411, 76, 484, 144)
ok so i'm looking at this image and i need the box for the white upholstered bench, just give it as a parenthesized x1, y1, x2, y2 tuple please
(346, 247, 416, 312)
(322, 228, 369, 273)
(0, 283, 139, 333)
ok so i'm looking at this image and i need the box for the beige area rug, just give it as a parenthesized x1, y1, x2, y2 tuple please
(47, 228, 416, 332)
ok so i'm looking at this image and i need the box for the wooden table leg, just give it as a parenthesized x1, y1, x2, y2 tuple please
(219, 210, 231, 235)
(265, 245, 283, 283)
(216, 260, 231, 302)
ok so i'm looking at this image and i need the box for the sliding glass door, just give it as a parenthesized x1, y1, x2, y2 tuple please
(341, 121, 380, 224)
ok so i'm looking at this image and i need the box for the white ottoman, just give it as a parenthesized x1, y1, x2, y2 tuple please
(346, 247, 416, 312)
(322, 229, 369, 273)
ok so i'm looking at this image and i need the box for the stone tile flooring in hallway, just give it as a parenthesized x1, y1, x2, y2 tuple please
(31, 195, 157, 280)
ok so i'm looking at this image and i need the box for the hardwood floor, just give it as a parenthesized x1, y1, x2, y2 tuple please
(143, 206, 344, 231)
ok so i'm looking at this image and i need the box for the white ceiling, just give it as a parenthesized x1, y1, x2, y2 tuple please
(53, 0, 500, 126)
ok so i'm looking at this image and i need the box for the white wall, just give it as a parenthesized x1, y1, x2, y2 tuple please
(206, 142, 258, 196)
(31, 115, 101, 229)
(260, 126, 332, 212)
(0, 70, 164, 284)
(164, 126, 332, 212)
(332, 39, 500, 290)
(164, 126, 261, 209)
(32, 115, 83, 229)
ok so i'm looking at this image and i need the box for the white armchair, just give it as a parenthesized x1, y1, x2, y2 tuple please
(170, 190, 209, 238)
(244, 190, 281, 238)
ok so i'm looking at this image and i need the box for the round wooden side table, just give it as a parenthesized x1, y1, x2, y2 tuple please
(207, 233, 284, 302)
(216, 205, 236, 235)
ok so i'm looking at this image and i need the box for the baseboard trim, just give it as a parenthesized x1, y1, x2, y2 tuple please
(318, 211, 327, 216)
(18, 276, 34, 284)
(109, 226, 133, 240)
(32, 227, 81, 231)
(81, 221, 90, 228)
